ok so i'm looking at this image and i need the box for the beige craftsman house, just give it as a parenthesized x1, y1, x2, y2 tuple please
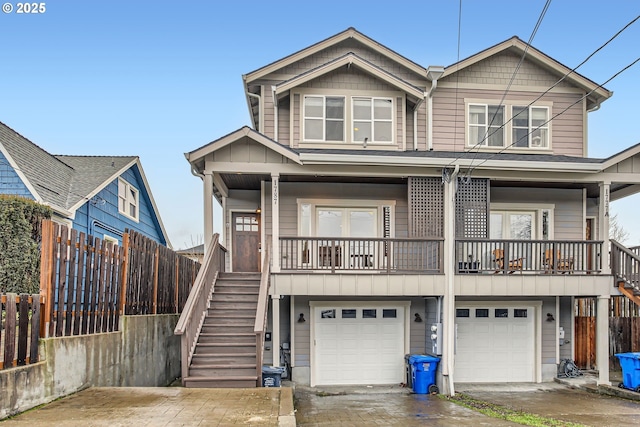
(177, 28, 640, 394)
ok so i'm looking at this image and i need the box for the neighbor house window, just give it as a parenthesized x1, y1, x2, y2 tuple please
(118, 178, 139, 221)
(352, 97, 393, 143)
(303, 95, 345, 142)
(512, 106, 549, 148)
(468, 104, 505, 147)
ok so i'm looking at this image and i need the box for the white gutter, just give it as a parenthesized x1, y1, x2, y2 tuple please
(297, 152, 604, 173)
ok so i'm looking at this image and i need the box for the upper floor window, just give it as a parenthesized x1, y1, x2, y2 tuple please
(118, 178, 139, 221)
(303, 96, 345, 142)
(467, 102, 550, 149)
(352, 97, 393, 143)
(512, 106, 549, 148)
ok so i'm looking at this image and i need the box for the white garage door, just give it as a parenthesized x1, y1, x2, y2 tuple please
(456, 305, 535, 382)
(313, 304, 406, 386)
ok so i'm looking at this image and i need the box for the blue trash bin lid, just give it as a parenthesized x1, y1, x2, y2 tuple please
(615, 352, 640, 359)
(409, 355, 440, 364)
(262, 366, 285, 374)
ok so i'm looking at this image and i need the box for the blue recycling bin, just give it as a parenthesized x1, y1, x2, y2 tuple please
(262, 366, 285, 387)
(615, 352, 640, 391)
(409, 355, 440, 394)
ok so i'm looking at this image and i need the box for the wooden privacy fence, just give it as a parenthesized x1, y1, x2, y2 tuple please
(39, 220, 201, 340)
(574, 296, 640, 370)
(0, 294, 40, 370)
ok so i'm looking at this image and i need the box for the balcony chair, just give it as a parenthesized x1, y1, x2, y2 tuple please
(492, 248, 523, 274)
(544, 249, 574, 274)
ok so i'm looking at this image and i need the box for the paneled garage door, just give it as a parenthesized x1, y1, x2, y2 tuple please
(455, 305, 536, 382)
(313, 304, 406, 386)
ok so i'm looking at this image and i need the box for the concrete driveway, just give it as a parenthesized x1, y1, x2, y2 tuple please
(295, 382, 640, 427)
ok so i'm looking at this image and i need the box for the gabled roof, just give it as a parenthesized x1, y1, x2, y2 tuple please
(243, 27, 426, 84)
(274, 52, 425, 101)
(0, 121, 171, 245)
(186, 126, 302, 167)
(442, 36, 612, 109)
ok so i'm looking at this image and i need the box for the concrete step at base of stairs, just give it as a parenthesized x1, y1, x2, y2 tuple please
(183, 376, 258, 388)
(189, 365, 257, 377)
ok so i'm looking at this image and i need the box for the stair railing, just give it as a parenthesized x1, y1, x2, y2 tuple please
(175, 234, 224, 385)
(611, 240, 640, 295)
(254, 243, 271, 386)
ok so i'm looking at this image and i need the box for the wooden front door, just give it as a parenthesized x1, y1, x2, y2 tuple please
(232, 212, 260, 272)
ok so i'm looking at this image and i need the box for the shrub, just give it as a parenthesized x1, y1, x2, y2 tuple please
(0, 195, 51, 293)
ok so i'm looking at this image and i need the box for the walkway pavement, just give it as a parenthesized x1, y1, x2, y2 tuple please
(0, 387, 295, 426)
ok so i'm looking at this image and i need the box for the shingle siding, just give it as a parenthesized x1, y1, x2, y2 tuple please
(0, 151, 33, 198)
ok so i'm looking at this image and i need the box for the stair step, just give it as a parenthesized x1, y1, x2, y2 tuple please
(195, 343, 257, 354)
(219, 273, 261, 280)
(192, 353, 257, 364)
(212, 293, 259, 302)
(198, 333, 255, 344)
(214, 287, 259, 295)
(183, 376, 258, 388)
(200, 324, 255, 333)
(189, 365, 257, 377)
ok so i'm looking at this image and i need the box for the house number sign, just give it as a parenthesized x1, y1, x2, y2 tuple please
(272, 179, 279, 207)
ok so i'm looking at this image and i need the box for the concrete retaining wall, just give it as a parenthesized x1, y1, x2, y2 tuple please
(0, 314, 180, 419)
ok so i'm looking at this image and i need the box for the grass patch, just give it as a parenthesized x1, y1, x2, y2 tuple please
(440, 393, 588, 427)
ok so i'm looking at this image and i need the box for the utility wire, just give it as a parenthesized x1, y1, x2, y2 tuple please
(461, 13, 640, 178)
(447, 0, 552, 170)
(464, 56, 640, 175)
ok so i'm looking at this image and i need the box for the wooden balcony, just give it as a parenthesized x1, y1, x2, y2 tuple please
(279, 237, 444, 273)
(456, 239, 604, 275)
(278, 237, 604, 275)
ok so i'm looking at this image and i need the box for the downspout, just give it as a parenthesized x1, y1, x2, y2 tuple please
(426, 66, 445, 151)
(272, 86, 278, 142)
(244, 80, 261, 132)
(413, 97, 425, 151)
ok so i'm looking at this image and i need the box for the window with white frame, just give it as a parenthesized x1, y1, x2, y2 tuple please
(303, 95, 345, 142)
(467, 102, 550, 149)
(352, 97, 393, 143)
(512, 106, 549, 148)
(468, 104, 505, 147)
(118, 178, 139, 221)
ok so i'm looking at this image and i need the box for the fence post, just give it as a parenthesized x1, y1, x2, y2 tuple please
(39, 219, 54, 338)
(175, 259, 180, 313)
(119, 233, 130, 315)
(153, 246, 159, 314)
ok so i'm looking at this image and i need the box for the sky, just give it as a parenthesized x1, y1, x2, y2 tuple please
(1, 0, 639, 248)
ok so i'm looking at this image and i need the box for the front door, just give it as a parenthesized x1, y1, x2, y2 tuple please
(232, 212, 260, 272)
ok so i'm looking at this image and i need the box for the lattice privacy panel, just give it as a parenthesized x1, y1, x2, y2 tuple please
(455, 178, 489, 238)
(408, 177, 444, 237)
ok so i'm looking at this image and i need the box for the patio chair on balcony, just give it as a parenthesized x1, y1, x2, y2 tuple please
(544, 249, 574, 274)
(493, 248, 523, 274)
(319, 245, 341, 268)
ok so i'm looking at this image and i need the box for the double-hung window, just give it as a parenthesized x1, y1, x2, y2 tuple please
(468, 104, 505, 147)
(512, 106, 549, 148)
(353, 97, 393, 143)
(303, 95, 345, 142)
(118, 178, 139, 221)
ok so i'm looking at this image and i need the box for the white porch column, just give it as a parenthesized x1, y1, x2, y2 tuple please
(441, 168, 458, 396)
(271, 173, 280, 273)
(203, 172, 214, 253)
(596, 295, 611, 386)
(272, 295, 281, 367)
(598, 182, 611, 274)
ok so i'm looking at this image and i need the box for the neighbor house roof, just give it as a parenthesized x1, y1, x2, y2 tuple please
(0, 121, 171, 245)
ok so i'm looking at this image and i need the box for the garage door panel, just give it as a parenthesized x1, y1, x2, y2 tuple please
(315, 305, 405, 385)
(456, 306, 535, 383)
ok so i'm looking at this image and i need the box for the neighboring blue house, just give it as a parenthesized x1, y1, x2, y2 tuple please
(0, 121, 170, 247)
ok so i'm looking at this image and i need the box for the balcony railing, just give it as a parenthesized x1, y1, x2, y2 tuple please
(279, 237, 444, 273)
(456, 239, 603, 274)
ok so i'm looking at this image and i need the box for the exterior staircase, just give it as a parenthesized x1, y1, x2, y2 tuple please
(611, 241, 640, 306)
(183, 272, 261, 388)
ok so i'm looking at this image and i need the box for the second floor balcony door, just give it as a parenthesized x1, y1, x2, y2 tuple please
(317, 208, 377, 268)
(491, 211, 536, 269)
